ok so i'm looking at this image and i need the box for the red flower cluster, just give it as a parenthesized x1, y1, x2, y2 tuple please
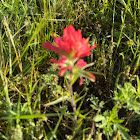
(43, 25, 97, 85)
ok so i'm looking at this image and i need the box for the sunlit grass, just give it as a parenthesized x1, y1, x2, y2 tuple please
(0, 0, 140, 139)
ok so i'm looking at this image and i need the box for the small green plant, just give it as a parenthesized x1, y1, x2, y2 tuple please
(0, 0, 140, 139)
(114, 76, 140, 114)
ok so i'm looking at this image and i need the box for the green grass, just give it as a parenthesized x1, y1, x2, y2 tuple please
(0, 0, 140, 139)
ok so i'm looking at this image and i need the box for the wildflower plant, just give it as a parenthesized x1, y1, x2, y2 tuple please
(43, 25, 97, 124)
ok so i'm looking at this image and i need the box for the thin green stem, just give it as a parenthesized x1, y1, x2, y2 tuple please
(0, 70, 11, 111)
(114, 0, 130, 58)
(134, 0, 136, 42)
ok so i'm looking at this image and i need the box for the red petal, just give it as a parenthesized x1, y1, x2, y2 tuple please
(90, 43, 97, 50)
(43, 26, 97, 60)
(43, 42, 61, 54)
(54, 36, 72, 53)
(50, 55, 67, 67)
(58, 66, 71, 76)
(87, 72, 96, 82)
(54, 36, 61, 44)
(76, 59, 87, 68)
(75, 50, 91, 58)
(79, 77, 83, 86)
(59, 67, 68, 76)
(63, 25, 83, 48)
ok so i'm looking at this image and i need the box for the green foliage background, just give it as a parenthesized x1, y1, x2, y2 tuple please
(0, 0, 140, 139)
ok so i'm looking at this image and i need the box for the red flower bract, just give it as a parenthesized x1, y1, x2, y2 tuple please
(76, 59, 87, 68)
(43, 25, 97, 59)
(51, 55, 72, 76)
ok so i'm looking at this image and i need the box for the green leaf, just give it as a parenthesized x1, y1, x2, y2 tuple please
(78, 113, 86, 119)
(43, 96, 70, 107)
(93, 115, 105, 122)
(50, 115, 63, 140)
(71, 75, 78, 85)
(113, 119, 124, 123)
(137, 76, 140, 97)
(96, 121, 107, 128)
(0, 113, 58, 120)
(116, 124, 130, 140)
(74, 69, 96, 83)
(75, 92, 87, 103)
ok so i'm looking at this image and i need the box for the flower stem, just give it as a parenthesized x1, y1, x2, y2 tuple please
(69, 70, 77, 126)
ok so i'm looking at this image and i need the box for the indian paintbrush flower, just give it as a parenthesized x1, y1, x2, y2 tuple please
(43, 25, 97, 125)
(43, 25, 97, 85)
(43, 25, 97, 58)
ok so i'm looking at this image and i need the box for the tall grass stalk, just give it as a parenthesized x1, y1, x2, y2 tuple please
(0, 70, 11, 111)
(114, 0, 130, 58)
(0, 0, 139, 139)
